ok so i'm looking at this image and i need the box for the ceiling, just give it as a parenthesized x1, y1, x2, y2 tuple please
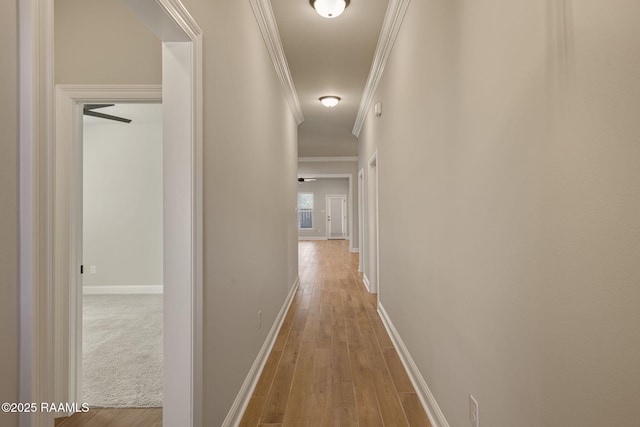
(270, 0, 388, 157)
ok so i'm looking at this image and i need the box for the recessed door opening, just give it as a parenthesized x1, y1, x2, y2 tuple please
(367, 152, 379, 295)
(358, 169, 364, 273)
(296, 177, 350, 242)
(81, 102, 164, 408)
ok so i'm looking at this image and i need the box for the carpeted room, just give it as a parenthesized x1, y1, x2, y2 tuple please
(82, 103, 164, 408)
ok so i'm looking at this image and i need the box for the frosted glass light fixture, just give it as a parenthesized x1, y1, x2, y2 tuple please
(310, 0, 350, 19)
(319, 96, 341, 108)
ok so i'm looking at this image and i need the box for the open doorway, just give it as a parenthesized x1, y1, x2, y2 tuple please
(297, 177, 350, 242)
(358, 169, 364, 272)
(81, 103, 163, 408)
(367, 152, 379, 295)
(29, 0, 202, 425)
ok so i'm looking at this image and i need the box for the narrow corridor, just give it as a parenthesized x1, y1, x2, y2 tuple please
(240, 240, 431, 426)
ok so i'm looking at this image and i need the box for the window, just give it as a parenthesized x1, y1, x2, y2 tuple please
(298, 193, 314, 230)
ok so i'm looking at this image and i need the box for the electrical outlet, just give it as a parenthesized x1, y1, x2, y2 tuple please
(258, 310, 262, 329)
(469, 394, 479, 427)
(90, 265, 97, 274)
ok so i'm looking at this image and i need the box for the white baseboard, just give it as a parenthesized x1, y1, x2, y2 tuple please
(82, 285, 163, 295)
(222, 276, 300, 427)
(363, 274, 371, 292)
(377, 303, 450, 427)
(298, 236, 327, 241)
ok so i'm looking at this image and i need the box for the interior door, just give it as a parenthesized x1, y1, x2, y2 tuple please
(327, 195, 347, 239)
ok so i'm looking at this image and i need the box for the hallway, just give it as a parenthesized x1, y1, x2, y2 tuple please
(240, 240, 431, 426)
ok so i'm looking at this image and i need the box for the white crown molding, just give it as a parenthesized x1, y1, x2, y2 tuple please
(249, 0, 304, 125)
(298, 156, 358, 162)
(352, 0, 411, 137)
(56, 84, 163, 99)
(157, 0, 203, 40)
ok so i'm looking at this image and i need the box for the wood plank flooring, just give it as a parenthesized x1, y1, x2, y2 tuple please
(240, 240, 431, 426)
(56, 240, 430, 426)
(54, 408, 161, 427)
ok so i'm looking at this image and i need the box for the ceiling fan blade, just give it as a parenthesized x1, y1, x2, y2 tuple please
(84, 104, 115, 110)
(83, 109, 132, 123)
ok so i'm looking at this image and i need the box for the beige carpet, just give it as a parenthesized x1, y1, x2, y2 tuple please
(82, 294, 163, 408)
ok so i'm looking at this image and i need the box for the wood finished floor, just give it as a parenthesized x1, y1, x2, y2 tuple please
(240, 240, 431, 426)
(56, 240, 430, 426)
(54, 408, 161, 427)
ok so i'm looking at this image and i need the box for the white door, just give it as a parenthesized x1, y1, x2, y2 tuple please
(327, 195, 347, 239)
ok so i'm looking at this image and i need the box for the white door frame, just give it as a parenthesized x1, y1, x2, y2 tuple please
(367, 152, 380, 295)
(19, 1, 203, 426)
(326, 194, 347, 240)
(358, 169, 364, 272)
(298, 173, 356, 251)
(54, 85, 162, 412)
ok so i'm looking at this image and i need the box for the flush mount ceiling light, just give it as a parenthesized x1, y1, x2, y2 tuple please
(319, 96, 341, 108)
(310, 0, 350, 19)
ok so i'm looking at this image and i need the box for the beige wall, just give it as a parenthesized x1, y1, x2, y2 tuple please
(83, 111, 163, 289)
(359, 0, 640, 426)
(55, 0, 162, 84)
(55, 0, 299, 424)
(0, 0, 19, 426)
(298, 122, 358, 157)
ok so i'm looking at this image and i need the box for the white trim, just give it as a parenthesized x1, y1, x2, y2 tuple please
(82, 285, 164, 295)
(19, 0, 55, 425)
(55, 85, 163, 417)
(298, 236, 328, 241)
(362, 274, 371, 293)
(378, 303, 450, 427)
(367, 151, 380, 296)
(350, 248, 360, 253)
(298, 156, 358, 163)
(357, 168, 364, 273)
(249, 0, 304, 125)
(223, 277, 300, 427)
(352, 0, 411, 137)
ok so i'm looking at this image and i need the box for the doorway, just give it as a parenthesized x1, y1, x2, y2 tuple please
(367, 152, 379, 294)
(358, 169, 364, 272)
(26, 0, 202, 425)
(326, 195, 347, 240)
(81, 103, 163, 408)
